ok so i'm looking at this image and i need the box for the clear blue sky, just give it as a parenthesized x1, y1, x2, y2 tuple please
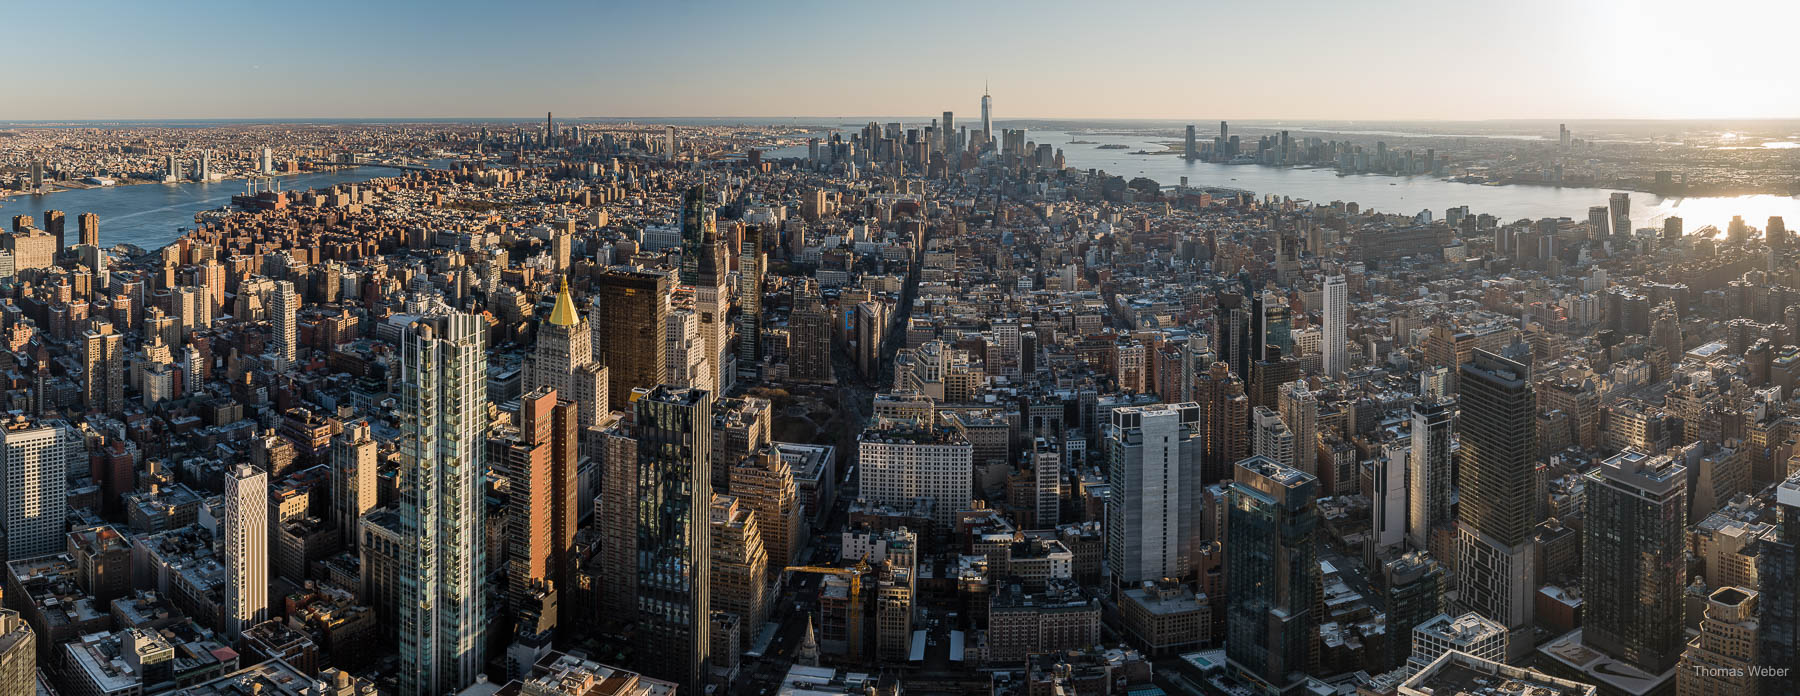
(10, 0, 1794, 121)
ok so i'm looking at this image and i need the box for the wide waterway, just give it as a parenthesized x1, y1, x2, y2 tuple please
(0, 168, 384, 254)
(767, 128, 1800, 235)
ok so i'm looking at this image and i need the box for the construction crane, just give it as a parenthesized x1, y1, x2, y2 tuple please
(784, 557, 872, 660)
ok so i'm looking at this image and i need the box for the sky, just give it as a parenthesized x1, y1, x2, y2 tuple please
(8, 0, 1797, 121)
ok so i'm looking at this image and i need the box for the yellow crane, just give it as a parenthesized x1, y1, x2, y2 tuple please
(784, 557, 873, 660)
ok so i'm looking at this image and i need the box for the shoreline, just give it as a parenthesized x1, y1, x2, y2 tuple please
(0, 165, 365, 201)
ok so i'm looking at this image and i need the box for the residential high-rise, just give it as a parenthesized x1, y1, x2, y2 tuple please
(1678, 587, 1760, 696)
(1610, 191, 1632, 237)
(0, 420, 71, 559)
(1454, 348, 1538, 660)
(1583, 449, 1687, 674)
(223, 464, 269, 641)
(503, 388, 580, 618)
(1408, 400, 1454, 549)
(272, 280, 298, 366)
(330, 420, 379, 549)
(1322, 274, 1347, 377)
(738, 225, 766, 364)
(858, 419, 973, 528)
(82, 319, 124, 415)
(595, 422, 639, 623)
(1759, 474, 1800, 694)
(42, 210, 65, 252)
(1196, 361, 1250, 483)
(633, 385, 713, 693)
(1105, 403, 1203, 588)
(1276, 381, 1316, 475)
(396, 313, 488, 696)
(1383, 552, 1447, 670)
(1251, 406, 1296, 470)
(1032, 440, 1061, 529)
(1225, 455, 1319, 694)
(1184, 125, 1198, 160)
(941, 111, 955, 152)
(709, 495, 768, 651)
(591, 268, 669, 411)
(77, 212, 99, 248)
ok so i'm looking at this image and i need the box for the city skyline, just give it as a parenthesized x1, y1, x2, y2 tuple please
(8, 0, 1798, 121)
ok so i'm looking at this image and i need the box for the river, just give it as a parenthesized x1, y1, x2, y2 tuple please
(0, 168, 385, 254)
(764, 128, 1800, 234)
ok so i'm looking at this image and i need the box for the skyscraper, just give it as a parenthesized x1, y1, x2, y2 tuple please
(1251, 406, 1296, 470)
(941, 111, 955, 153)
(82, 319, 124, 415)
(1225, 455, 1319, 694)
(0, 420, 72, 559)
(0, 609, 33, 696)
(331, 420, 378, 549)
(634, 385, 713, 693)
(1609, 191, 1632, 237)
(738, 225, 766, 364)
(980, 88, 993, 147)
(1105, 403, 1203, 588)
(1759, 474, 1800, 694)
(1454, 348, 1538, 660)
(1197, 362, 1250, 483)
(42, 210, 65, 252)
(1184, 124, 1198, 161)
(788, 285, 835, 383)
(731, 447, 802, 570)
(397, 313, 488, 696)
(223, 464, 269, 641)
(709, 495, 768, 651)
(591, 268, 669, 411)
(1583, 449, 1686, 674)
(1322, 274, 1347, 377)
(1407, 399, 1454, 551)
(526, 279, 608, 427)
(1277, 381, 1316, 476)
(859, 419, 973, 528)
(77, 212, 99, 248)
(503, 388, 580, 619)
(272, 280, 298, 366)
(1677, 586, 1760, 696)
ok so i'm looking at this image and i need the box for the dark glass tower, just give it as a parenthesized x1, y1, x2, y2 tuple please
(1581, 449, 1687, 674)
(1226, 455, 1319, 693)
(634, 385, 713, 693)
(1759, 477, 1800, 694)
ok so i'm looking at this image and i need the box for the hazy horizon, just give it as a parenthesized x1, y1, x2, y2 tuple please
(10, 0, 1797, 122)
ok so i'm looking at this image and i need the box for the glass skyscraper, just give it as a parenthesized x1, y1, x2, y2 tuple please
(635, 385, 714, 693)
(1226, 455, 1319, 693)
(397, 312, 488, 696)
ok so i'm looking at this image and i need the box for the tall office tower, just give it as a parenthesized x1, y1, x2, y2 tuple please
(1277, 381, 1317, 476)
(941, 111, 955, 152)
(222, 464, 269, 641)
(42, 210, 65, 252)
(1322, 274, 1348, 377)
(1032, 440, 1062, 529)
(1454, 349, 1538, 660)
(1678, 586, 1760, 696)
(1225, 456, 1319, 694)
(679, 185, 714, 286)
(272, 280, 298, 366)
(1609, 192, 1632, 236)
(82, 319, 124, 415)
(1185, 125, 1198, 160)
(666, 309, 707, 391)
(260, 147, 273, 174)
(525, 279, 609, 426)
(730, 448, 802, 569)
(595, 423, 639, 623)
(1761, 475, 1800, 694)
(504, 388, 579, 616)
(633, 386, 713, 692)
(1588, 205, 1611, 239)
(1559, 123, 1570, 149)
(1254, 290, 1291, 360)
(1197, 362, 1250, 483)
(1373, 442, 1409, 552)
(1105, 403, 1203, 588)
(709, 495, 768, 651)
(788, 288, 835, 383)
(1220, 120, 1229, 143)
(331, 420, 379, 549)
(0, 609, 33, 694)
(1583, 449, 1687, 674)
(77, 212, 99, 248)
(686, 201, 731, 393)
(859, 419, 974, 528)
(664, 126, 677, 160)
(738, 225, 766, 363)
(1407, 400, 1454, 550)
(1, 421, 71, 559)
(545, 112, 553, 145)
(1251, 406, 1296, 469)
(200, 150, 212, 180)
(980, 87, 992, 145)
(591, 268, 669, 412)
(396, 313, 488, 696)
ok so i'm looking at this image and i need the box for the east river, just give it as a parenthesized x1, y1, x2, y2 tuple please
(0, 168, 383, 254)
